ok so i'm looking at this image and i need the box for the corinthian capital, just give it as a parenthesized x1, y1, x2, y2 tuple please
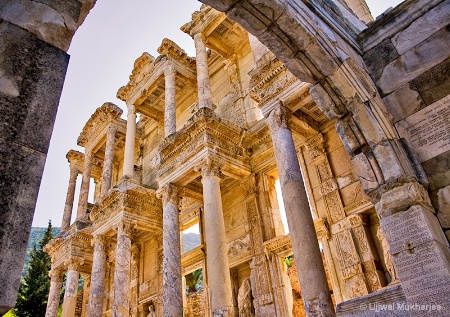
(156, 183, 180, 206)
(91, 234, 106, 251)
(195, 156, 223, 178)
(114, 219, 137, 239)
(65, 256, 84, 271)
(266, 104, 291, 133)
(163, 60, 177, 76)
(48, 268, 64, 282)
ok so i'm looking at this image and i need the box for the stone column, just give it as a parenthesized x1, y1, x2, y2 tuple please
(62, 257, 84, 317)
(100, 125, 116, 197)
(123, 104, 137, 177)
(196, 158, 234, 317)
(156, 183, 183, 317)
(193, 33, 213, 109)
(87, 235, 107, 317)
(81, 273, 91, 317)
(112, 220, 136, 317)
(266, 105, 335, 316)
(61, 166, 78, 232)
(164, 62, 177, 137)
(76, 150, 92, 219)
(45, 269, 64, 317)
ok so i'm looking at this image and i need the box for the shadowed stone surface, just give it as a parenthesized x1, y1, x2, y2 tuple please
(0, 19, 69, 313)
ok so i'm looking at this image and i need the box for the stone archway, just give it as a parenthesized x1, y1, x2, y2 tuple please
(197, 0, 450, 315)
(1, 0, 449, 315)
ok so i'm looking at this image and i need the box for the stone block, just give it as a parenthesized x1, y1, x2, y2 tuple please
(413, 57, 450, 106)
(377, 28, 450, 95)
(0, 139, 47, 312)
(382, 83, 425, 123)
(436, 186, 450, 228)
(391, 1, 450, 55)
(336, 284, 409, 317)
(380, 205, 448, 255)
(34, 0, 82, 23)
(363, 38, 399, 74)
(350, 151, 380, 194)
(0, 20, 69, 154)
(421, 150, 450, 192)
(392, 240, 450, 316)
(375, 182, 431, 218)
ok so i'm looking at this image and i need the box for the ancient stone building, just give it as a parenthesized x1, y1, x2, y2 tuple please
(1, 0, 449, 317)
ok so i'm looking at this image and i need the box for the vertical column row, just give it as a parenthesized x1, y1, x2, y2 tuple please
(194, 33, 213, 110)
(100, 126, 117, 197)
(164, 62, 177, 137)
(87, 235, 107, 317)
(123, 104, 137, 178)
(60, 166, 79, 233)
(76, 150, 92, 220)
(266, 104, 335, 317)
(196, 158, 234, 317)
(157, 183, 183, 317)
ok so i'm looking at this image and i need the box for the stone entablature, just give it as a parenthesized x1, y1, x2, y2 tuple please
(89, 186, 162, 234)
(156, 107, 251, 186)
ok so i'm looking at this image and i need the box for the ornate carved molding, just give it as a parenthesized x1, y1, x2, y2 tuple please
(65, 256, 85, 271)
(195, 156, 223, 178)
(240, 174, 257, 196)
(266, 104, 291, 133)
(156, 183, 180, 206)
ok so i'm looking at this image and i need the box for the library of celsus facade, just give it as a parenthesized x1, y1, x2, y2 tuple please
(1, 0, 450, 316)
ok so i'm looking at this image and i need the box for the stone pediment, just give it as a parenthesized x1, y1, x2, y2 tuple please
(77, 102, 124, 147)
(89, 185, 162, 235)
(156, 107, 251, 186)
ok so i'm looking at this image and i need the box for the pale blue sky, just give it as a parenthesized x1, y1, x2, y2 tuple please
(33, 0, 404, 227)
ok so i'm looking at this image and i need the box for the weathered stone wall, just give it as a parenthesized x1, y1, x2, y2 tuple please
(184, 291, 205, 317)
(360, 0, 450, 240)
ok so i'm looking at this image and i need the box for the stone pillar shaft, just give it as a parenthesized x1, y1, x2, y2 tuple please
(61, 166, 78, 232)
(100, 126, 116, 197)
(87, 235, 107, 317)
(62, 262, 81, 317)
(45, 269, 64, 317)
(267, 105, 335, 316)
(76, 150, 92, 218)
(164, 63, 177, 137)
(123, 104, 136, 177)
(157, 183, 183, 316)
(112, 220, 135, 316)
(194, 33, 212, 109)
(198, 160, 234, 316)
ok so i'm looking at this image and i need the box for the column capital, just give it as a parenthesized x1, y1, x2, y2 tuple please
(127, 103, 136, 114)
(163, 60, 177, 77)
(195, 156, 223, 178)
(156, 183, 180, 206)
(65, 256, 84, 271)
(266, 104, 291, 133)
(48, 268, 64, 282)
(91, 234, 106, 250)
(193, 32, 206, 43)
(114, 219, 137, 239)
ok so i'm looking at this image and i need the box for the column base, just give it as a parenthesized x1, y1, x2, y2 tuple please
(213, 306, 234, 317)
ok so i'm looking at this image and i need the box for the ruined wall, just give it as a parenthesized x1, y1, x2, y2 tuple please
(360, 0, 450, 240)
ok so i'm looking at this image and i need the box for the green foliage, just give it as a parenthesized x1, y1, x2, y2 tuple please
(284, 254, 294, 268)
(14, 221, 55, 317)
(22, 226, 60, 277)
(185, 269, 203, 294)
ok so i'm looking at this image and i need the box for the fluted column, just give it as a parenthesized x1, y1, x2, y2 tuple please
(266, 104, 335, 316)
(196, 158, 234, 317)
(112, 220, 136, 317)
(156, 183, 182, 317)
(164, 62, 177, 137)
(123, 104, 137, 177)
(45, 269, 64, 317)
(193, 33, 212, 109)
(62, 257, 84, 317)
(61, 166, 78, 232)
(87, 235, 107, 317)
(77, 150, 92, 219)
(101, 126, 116, 197)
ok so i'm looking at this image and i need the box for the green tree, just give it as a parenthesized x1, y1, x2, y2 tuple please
(185, 269, 203, 294)
(14, 221, 54, 317)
